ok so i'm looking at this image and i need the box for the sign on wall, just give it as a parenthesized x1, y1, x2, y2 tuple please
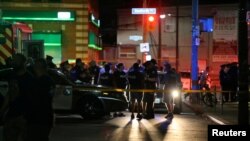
(212, 10, 238, 62)
(131, 8, 156, 15)
(140, 43, 150, 52)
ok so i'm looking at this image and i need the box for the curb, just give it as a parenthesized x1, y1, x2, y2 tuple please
(183, 100, 229, 125)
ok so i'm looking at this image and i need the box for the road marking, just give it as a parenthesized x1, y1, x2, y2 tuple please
(207, 115, 225, 125)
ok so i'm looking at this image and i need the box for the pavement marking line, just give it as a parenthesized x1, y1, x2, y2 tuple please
(206, 115, 225, 125)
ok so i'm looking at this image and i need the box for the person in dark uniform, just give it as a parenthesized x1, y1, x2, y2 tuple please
(26, 58, 55, 141)
(128, 63, 144, 119)
(98, 64, 114, 87)
(219, 64, 231, 102)
(88, 60, 100, 84)
(228, 62, 238, 101)
(163, 63, 181, 118)
(113, 63, 127, 117)
(70, 58, 91, 83)
(46, 55, 57, 69)
(143, 61, 158, 119)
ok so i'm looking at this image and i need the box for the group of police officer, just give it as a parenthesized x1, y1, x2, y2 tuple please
(98, 59, 181, 120)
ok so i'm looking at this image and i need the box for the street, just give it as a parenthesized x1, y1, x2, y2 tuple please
(50, 104, 214, 141)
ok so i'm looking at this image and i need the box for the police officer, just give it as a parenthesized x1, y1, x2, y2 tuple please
(128, 63, 144, 119)
(88, 60, 100, 84)
(143, 60, 158, 119)
(113, 63, 127, 117)
(46, 55, 57, 69)
(98, 64, 114, 87)
(163, 63, 181, 119)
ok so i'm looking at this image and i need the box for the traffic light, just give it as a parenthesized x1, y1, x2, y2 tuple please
(147, 15, 156, 31)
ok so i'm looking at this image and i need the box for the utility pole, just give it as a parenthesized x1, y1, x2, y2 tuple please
(158, 0, 162, 66)
(175, 0, 179, 71)
(191, 0, 199, 90)
(142, 0, 148, 62)
(238, 0, 249, 125)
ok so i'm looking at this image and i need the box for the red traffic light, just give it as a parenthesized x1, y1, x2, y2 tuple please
(148, 16, 155, 22)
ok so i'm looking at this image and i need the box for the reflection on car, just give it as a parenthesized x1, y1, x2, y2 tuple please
(48, 69, 128, 119)
(0, 68, 128, 119)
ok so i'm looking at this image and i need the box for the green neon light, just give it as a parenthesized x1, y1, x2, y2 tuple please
(44, 43, 62, 46)
(90, 14, 100, 27)
(88, 44, 102, 50)
(2, 17, 75, 21)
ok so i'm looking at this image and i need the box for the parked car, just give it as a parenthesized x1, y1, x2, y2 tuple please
(0, 68, 128, 119)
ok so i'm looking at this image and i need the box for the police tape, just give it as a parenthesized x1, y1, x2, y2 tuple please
(73, 87, 237, 94)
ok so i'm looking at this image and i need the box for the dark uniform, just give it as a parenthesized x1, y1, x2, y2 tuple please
(113, 69, 127, 102)
(99, 72, 114, 87)
(113, 70, 127, 89)
(99, 64, 114, 87)
(89, 65, 100, 84)
(143, 66, 158, 119)
(128, 69, 144, 102)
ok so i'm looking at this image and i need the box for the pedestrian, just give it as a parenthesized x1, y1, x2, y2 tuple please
(143, 60, 158, 119)
(199, 66, 210, 90)
(0, 54, 34, 141)
(162, 63, 181, 119)
(26, 58, 55, 141)
(228, 62, 238, 101)
(128, 63, 144, 120)
(219, 64, 231, 102)
(46, 55, 57, 69)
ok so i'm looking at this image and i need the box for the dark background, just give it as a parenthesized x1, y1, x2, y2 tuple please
(99, 0, 239, 46)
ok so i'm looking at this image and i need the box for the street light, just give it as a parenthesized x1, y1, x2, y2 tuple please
(160, 14, 166, 19)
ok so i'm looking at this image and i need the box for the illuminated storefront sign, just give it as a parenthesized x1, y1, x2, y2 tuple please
(1, 10, 75, 21)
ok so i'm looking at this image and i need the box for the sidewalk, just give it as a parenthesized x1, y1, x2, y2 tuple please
(183, 99, 250, 125)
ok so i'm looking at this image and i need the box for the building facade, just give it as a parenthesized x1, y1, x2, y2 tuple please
(113, 4, 250, 88)
(0, 0, 101, 65)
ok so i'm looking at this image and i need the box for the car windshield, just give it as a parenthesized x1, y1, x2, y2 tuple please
(47, 69, 74, 85)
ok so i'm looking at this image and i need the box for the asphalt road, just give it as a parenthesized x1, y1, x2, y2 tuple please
(0, 104, 214, 141)
(50, 104, 214, 141)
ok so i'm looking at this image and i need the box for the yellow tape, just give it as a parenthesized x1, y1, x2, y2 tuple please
(73, 87, 236, 94)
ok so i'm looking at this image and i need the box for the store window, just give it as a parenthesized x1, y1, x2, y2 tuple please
(32, 32, 62, 65)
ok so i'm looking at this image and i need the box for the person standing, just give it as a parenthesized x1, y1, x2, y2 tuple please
(46, 55, 57, 69)
(88, 60, 100, 84)
(26, 58, 55, 141)
(128, 63, 144, 119)
(98, 64, 114, 87)
(228, 62, 238, 102)
(162, 63, 181, 118)
(0, 54, 34, 141)
(113, 63, 127, 117)
(219, 64, 231, 102)
(143, 61, 158, 119)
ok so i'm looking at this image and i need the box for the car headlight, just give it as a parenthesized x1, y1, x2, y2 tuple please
(171, 89, 179, 98)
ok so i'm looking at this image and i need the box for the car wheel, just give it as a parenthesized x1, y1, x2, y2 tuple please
(79, 96, 105, 119)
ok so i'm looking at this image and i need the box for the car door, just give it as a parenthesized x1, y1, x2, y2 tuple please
(48, 70, 73, 110)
